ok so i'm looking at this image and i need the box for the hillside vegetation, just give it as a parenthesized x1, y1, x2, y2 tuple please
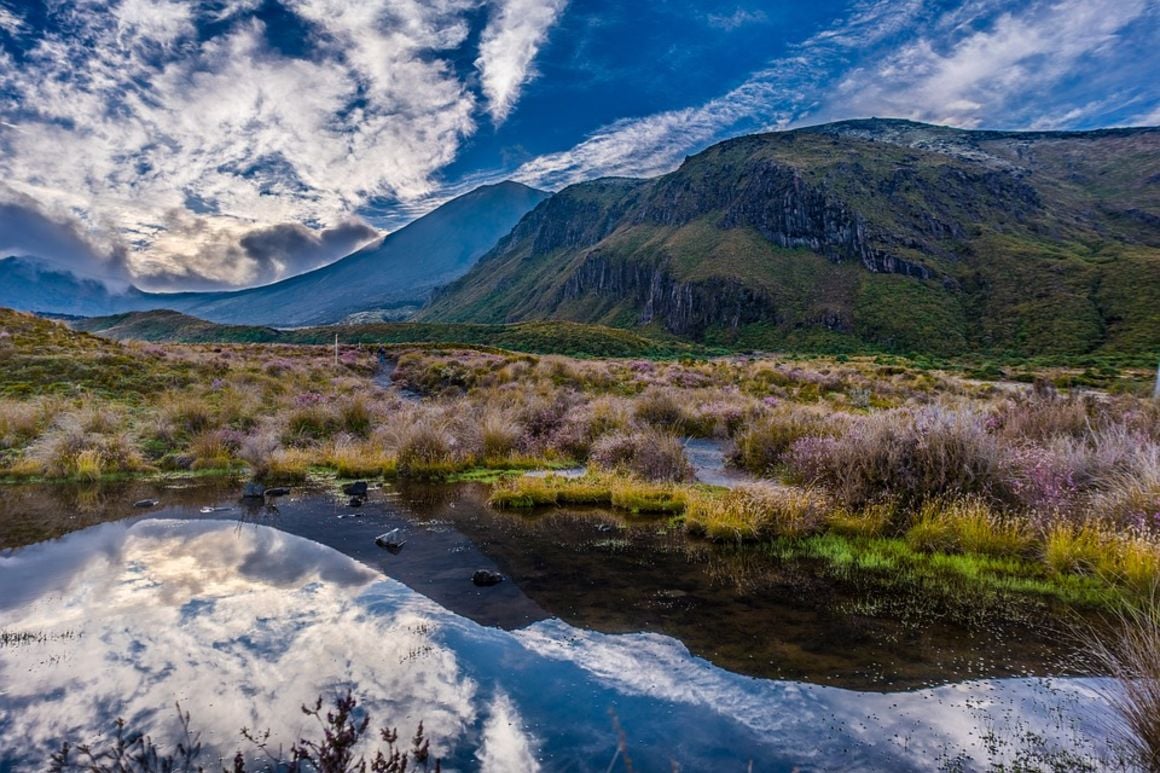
(71, 309, 706, 359)
(419, 119, 1159, 358)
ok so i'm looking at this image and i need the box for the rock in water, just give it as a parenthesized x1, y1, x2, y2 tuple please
(342, 481, 369, 497)
(242, 482, 266, 499)
(133, 499, 159, 509)
(265, 487, 290, 497)
(374, 529, 406, 552)
(472, 569, 504, 587)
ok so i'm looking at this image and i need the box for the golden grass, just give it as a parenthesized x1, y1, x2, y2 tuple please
(904, 498, 1034, 558)
(322, 442, 393, 479)
(684, 483, 830, 542)
(1044, 522, 1105, 575)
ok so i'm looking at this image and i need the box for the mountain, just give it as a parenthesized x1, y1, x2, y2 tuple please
(171, 181, 548, 326)
(1, 181, 548, 326)
(0, 256, 184, 317)
(418, 119, 1160, 357)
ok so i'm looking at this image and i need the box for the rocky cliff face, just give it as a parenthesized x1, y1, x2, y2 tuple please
(421, 120, 1159, 356)
(558, 252, 775, 336)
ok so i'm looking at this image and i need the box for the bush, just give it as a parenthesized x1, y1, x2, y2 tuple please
(338, 397, 373, 438)
(590, 428, 692, 482)
(284, 405, 339, 444)
(479, 410, 521, 461)
(731, 406, 839, 475)
(395, 419, 458, 478)
(786, 406, 1010, 508)
(633, 387, 687, 429)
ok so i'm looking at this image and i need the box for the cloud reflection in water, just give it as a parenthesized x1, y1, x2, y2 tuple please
(0, 519, 1117, 771)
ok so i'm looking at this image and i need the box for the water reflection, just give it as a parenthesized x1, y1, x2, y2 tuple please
(0, 519, 1117, 771)
(0, 479, 1098, 690)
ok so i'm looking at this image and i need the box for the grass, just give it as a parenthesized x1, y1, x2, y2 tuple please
(489, 473, 687, 514)
(4, 308, 1160, 606)
(1082, 593, 1160, 769)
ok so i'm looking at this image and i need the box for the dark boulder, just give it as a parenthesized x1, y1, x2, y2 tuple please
(472, 569, 504, 587)
(133, 499, 159, 509)
(342, 481, 369, 497)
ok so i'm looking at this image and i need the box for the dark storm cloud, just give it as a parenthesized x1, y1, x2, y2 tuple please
(0, 196, 129, 281)
(239, 220, 380, 281)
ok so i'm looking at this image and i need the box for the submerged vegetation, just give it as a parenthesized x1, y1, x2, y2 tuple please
(2, 307, 1159, 606)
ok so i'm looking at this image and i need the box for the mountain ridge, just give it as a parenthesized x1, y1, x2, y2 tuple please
(419, 119, 1159, 356)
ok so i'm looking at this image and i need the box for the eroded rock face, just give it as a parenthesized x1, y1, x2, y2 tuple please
(558, 254, 776, 337)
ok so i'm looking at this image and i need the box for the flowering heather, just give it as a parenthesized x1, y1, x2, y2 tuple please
(1005, 445, 1081, 515)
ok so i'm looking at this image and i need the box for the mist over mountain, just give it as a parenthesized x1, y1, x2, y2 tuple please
(1, 182, 548, 326)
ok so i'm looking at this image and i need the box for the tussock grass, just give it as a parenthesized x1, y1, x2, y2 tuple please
(1083, 593, 1160, 769)
(489, 473, 685, 514)
(322, 442, 393, 479)
(589, 428, 692, 482)
(1044, 522, 1106, 576)
(684, 483, 830, 542)
(904, 499, 1034, 558)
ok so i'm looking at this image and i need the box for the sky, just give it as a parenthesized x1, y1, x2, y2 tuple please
(0, 0, 1156, 291)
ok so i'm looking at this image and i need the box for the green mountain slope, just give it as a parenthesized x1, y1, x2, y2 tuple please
(419, 119, 1159, 357)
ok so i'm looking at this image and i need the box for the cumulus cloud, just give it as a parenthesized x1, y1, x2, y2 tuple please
(476, 0, 568, 125)
(0, 0, 562, 288)
(128, 214, 379, 291)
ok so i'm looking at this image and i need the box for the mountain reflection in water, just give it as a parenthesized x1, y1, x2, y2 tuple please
(0, 518, 1116, 771)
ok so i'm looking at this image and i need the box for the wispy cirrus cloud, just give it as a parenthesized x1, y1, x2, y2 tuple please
(507, 0, 1155, 191)
(825, 0, 1154, 128)
(476, 0, 569, 125)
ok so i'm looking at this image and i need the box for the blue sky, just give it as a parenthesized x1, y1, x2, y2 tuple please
(0, 0, 1156, 290)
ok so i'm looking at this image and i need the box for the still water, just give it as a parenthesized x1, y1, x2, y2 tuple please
(0, 480, 1120, 770)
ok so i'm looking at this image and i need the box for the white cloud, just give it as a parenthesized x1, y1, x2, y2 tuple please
(707, 8, 769, 32)
(827, 0, 1150, 128)
(476, 692, 540, 772)
(0, 0, 562, 288)
(475, 0, 568, 124)
(0, 6, 24, 35)
(501, 0, 1153, 193)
